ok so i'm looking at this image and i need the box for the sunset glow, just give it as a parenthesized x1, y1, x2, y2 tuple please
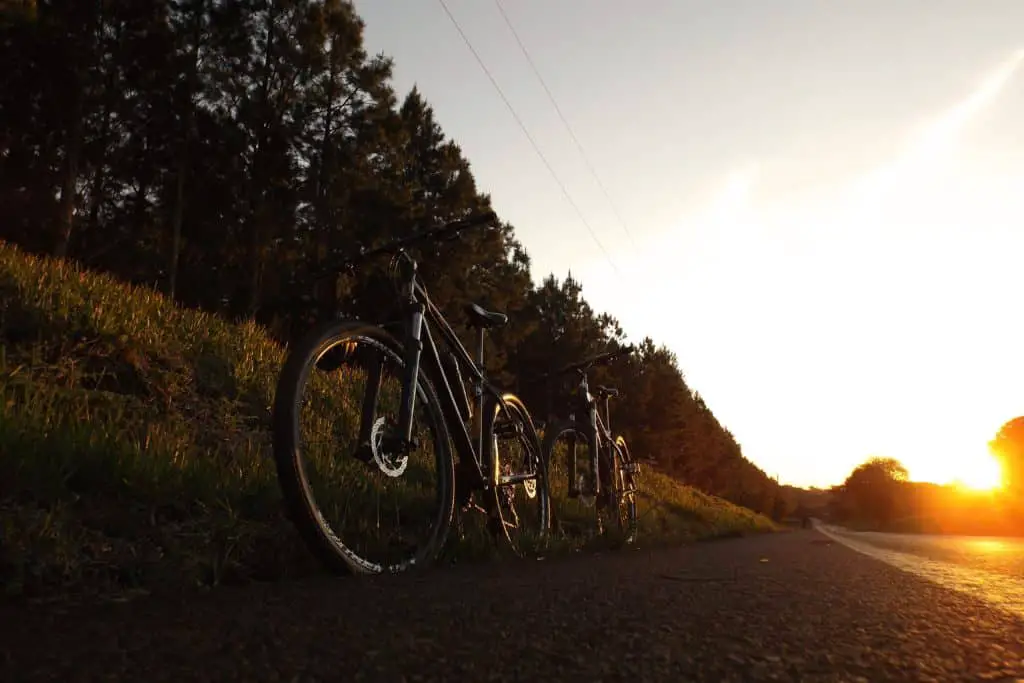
(574, 48, 1024, 489)
(951, 453, 1005, 492)
(357, 2, 1024, 489)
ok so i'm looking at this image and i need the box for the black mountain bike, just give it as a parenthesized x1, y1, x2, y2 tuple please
(539, 346, 640, 541)
(272, 211, 549, 575)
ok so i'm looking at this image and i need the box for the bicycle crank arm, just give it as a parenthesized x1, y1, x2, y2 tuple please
(497, 472, 536, 487)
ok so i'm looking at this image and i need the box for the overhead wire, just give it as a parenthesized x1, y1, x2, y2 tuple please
(435, 0, 622, 278)
(491, 0, 639, 253)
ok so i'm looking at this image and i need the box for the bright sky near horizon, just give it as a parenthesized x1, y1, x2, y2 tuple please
(352, 0, 1024, 489)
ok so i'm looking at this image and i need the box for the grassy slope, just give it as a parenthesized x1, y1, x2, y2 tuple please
(0, 240, 775, 602)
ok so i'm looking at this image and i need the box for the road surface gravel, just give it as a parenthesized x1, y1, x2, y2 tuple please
(2, 529, 1023, 682)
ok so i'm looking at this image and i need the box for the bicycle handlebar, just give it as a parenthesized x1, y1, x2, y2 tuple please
(351, 210, 498, 265)
(570, 344, 635, 374)
(527, 344, 636, 384)
(423, 210, 499, 245)
(307, 210, 499, 282)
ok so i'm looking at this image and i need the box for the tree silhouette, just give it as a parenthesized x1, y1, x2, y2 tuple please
(990, 417, 1024, 494)
(833, 456, 909, 527)
(0, 0, 791, 519)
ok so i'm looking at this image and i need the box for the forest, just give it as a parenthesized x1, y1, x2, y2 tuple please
(0, 0, 793, 520)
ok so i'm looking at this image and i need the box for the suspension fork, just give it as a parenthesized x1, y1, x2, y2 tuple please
(573, 373, 600, 497)
(476, 327, 486, 475)
(566, 428, 579, 497)
(354, 355, 384, 462)
(395, 257, 425, 445)
(395, 300, 425, 444)
(601, 395, 614, 494)
(588, 401, 601, 497)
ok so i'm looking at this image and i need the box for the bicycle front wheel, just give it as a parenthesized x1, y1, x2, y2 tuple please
(272, 319, 455, 575)
(541, 419, 602, 538)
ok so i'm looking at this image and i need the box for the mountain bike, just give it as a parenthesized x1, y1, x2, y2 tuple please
(538, 346, 640, 541)
(272, 211, 549, 575)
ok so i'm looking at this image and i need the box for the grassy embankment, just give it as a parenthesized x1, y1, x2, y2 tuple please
(0, 240, 775, 602)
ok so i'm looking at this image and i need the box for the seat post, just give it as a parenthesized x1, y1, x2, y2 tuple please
(477, 328, 485, 368)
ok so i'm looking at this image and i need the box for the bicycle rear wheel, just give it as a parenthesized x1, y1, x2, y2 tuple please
(484, 394, 550, 556)
(613, 436, 639, 543)
(272, 319, 454, 575)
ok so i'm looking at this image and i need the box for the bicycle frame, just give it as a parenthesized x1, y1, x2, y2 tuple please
(369, 252, 516, 491)
(540, 346, 633, 498)
(574, 370, 610, 498)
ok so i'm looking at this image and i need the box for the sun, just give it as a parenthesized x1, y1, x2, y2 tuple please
(954, 453, 1004, 491)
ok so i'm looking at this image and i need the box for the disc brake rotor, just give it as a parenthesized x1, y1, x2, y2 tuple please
(522, 476, 537, 499)
(371, 416, 408, 478)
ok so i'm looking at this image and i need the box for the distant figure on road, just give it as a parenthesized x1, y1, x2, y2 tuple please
(801, 515, 810, 529)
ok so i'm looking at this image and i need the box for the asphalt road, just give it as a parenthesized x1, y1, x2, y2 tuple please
(2, 528, 1024, 682)
(821, 524, 1024, 580)
(817, 523, 1024, 625)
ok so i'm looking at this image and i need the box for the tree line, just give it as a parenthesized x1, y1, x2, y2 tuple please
(827, 418, 1024, 534)
(0, 0, 795, 520)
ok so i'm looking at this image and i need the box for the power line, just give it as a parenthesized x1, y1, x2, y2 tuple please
(491, 0, 639, 252)
(435, 0, 621, 277)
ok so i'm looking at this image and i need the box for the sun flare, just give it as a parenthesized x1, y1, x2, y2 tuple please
(954, 454, 1004, 491)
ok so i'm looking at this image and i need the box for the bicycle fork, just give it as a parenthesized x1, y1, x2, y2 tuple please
(353, 297, 424, 464)
(356, 288, 425, 466)
(566, 430, 580, 498)
(564, 415, 601, 499)
(395, 300, 426, 446)
(354, 356, 383, 462)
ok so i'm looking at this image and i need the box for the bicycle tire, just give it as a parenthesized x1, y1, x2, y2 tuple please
(272, 318, 455, 575)
(613, 435, 639, 542)
(483, 393, 550, 555)
(541, 418, 608, 536)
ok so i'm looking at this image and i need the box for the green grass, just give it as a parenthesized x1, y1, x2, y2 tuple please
(542, 450, 776, 549)
(0, 240, 776, 603)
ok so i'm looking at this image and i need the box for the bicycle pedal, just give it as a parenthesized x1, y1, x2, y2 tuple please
(623, 462, 640, 474)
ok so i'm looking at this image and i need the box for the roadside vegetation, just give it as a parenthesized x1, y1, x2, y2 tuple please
(1, 0, 791, 602)
(0, 242, 775, 602)
(826, 452, 1024, 537)
(1, 0, 798, 531)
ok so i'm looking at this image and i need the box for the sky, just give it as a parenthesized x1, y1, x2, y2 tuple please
(351, 0, 1024, 489)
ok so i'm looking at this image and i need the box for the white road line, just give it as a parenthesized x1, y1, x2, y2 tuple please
(814, 522, 1024, 619)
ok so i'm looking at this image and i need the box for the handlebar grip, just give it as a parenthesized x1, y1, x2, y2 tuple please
(434, 210, 498, 241)
(593, 344, 635, 367)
